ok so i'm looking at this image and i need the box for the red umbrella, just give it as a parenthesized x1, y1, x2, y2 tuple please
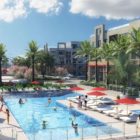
(31, 81, 40, 85)
(115, 97, 140, 114)
(92, 87, 107, 91)
(87, 91, 106, 96)
(69, 87, 84, 91)
(115, 98, 140, 105)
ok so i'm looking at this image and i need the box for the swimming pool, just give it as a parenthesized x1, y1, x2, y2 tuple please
(132, 110, 140, 115)
(4, 92, 120, 140)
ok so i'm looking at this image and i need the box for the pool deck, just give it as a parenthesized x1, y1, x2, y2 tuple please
(0, 102, 28, 140)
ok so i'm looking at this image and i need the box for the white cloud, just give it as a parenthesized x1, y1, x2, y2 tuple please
(69, 0, 140, 20)
(0, 0, 63, 22)
(29, 0, 63, 15)
(0, 0, 27, 22)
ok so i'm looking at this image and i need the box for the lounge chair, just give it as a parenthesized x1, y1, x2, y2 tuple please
(96, 105, 113, 112)
(110, 110, 131, 119)
(103, 107, 123, 116)
(119, 113, 138, 123)
(88, 103, 113, 112)
(98, 97, 116, 105)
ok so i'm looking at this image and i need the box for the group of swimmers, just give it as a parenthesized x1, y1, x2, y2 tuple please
(42, 118, 78, 135)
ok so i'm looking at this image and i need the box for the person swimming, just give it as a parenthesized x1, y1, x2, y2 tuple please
(48, 97, 51, 105)
(53, 107, 57, 111)
(19, 98, 24, 104)
(71, 120, 78, 134)
(42, 120, 47, 129)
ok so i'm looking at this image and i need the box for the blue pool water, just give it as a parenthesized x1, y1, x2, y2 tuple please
(4, 92, 120, 140)
(132, 110, 140, 115)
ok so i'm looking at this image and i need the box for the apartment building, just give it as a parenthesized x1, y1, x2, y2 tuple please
(89, 20, 140, 81)
(49, 41, 86, 76)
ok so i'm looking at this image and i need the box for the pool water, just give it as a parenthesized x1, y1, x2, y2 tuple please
(132, 110, 140, 115)
(4, 93, 120, 140)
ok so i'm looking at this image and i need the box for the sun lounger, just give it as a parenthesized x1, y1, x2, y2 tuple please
(119, 113, 138, 123)
(96, 105, 113, 112)
(110, 110, 131, 119)
(103, 107, 123, 115)
(88, 103, 113, 112)
(98, 97, 116, 105)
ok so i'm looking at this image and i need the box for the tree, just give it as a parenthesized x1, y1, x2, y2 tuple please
(90, 47, 101, 82)
(76, 41, 94, 81)
(36, 50, 55, 79)
(109, 34, 137, 88)
(26, 40, 38, 81)
(99, 42, 115, 86)
(0, 43, 6, 86)
(12, 56, 30, 67)
(128, 28, 140, 57)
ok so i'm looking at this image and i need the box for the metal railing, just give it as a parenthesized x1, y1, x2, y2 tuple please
(1, 122, 140, 140)
(28, 121, 140, 140)
(0, 126, 27, 140)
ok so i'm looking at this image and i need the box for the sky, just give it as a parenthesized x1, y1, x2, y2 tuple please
(0, 0, 140, 58)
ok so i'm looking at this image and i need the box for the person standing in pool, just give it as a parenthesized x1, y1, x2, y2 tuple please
(71, 120, 78, 135)
(48, 97, 51, 105)
(42, 121, 47, 129)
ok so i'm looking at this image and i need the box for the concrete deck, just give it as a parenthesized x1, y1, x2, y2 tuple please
(0, 103, 28, 140)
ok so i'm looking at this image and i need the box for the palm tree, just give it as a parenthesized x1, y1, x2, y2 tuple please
(113, 34, 131, 57)
(36, 50, 55, 79)
(90, 47, 100, 82)
(129, 28, 140, 57)
(99, 42, 115, 86)
(26, 40, 38, 82)
(109, 34, 137, 90)
(109, 52, 138, 88)
(76, 41, 94, 81)
(0, 43, 6, 86)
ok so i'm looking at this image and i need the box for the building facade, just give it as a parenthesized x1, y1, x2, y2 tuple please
(89, 20, 140, 82)
(49, 41, 86, 76)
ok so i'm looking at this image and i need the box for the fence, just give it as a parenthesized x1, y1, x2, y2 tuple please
(0, 126, 27, 140)
(27, 122, 140, 140)
(1, 122, 140, 140)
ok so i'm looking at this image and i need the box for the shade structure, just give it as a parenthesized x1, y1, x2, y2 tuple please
(115, 97, 140, 114)
(31, 81, 40, 85)
(87, 91, 106, 96)
(92, 87, 107, 91)
(115, 98, 140, 105)
(69, 87, 84, 91)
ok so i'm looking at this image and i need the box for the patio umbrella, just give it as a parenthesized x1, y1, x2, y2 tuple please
(69, 86, 84, 94)
(92, 87, 107, 91)
(115, 97, 140, 114)
(31, 81, 40, 85)
(87, 91, 106, 104)
(87, 91, 106, 96)
(69, 87, 84, 91)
